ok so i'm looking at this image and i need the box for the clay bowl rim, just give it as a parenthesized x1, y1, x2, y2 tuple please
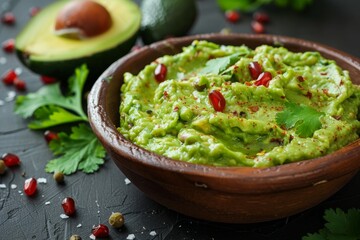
(88, 33, 360, 194)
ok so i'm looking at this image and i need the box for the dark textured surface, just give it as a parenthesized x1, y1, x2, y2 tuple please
(0, 0, 359, 240)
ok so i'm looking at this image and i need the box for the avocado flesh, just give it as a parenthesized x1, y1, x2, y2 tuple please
(15, 0, 141, 79)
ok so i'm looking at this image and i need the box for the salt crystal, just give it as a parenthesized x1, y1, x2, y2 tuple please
(89, 234, 96, 240)
(124, 178, 131, 185)
(76, 224, 82, 228)
(60, 214, 69, 219)
(15, 67, 22, 75)
(126, 234, 135, 240)
(45, 201, 51, 205)
(0, 100, 4, 106)
(0, 184, 6, 189)
(5, 91, 16, 102)
(18, 190, 22, 194)
(0, 57, 6, 64)
(37, 178, 47, 184)
(10, 184, 17, 189)
(149, 231, 157, 236)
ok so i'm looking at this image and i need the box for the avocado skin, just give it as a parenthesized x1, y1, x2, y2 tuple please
(16, 34, 138, 81)
(140, 0, 197, 45)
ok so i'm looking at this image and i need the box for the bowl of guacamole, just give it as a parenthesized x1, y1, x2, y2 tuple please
(88, 33, 360, 223)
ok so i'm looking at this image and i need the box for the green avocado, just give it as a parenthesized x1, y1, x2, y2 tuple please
(15, 0, 141, 79)
(140, 0, 197, 44)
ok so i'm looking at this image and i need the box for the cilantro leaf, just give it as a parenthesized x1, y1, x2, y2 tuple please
(200, 53, 240, 75)
(324, 208, 360, 238)
(276, 102, 324, 138)
(302, 208, 360, 240)
(14, 64, 88, 122)
(28, 106, 85, 129)
(45, 124, 106, 175)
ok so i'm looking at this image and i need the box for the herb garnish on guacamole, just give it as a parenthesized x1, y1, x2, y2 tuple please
(118, 40, 360, 167)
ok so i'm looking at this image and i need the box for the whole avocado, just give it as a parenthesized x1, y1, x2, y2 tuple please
(140, 0, 197, 44)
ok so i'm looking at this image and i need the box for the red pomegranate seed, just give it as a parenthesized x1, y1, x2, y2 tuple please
(92, 224, 109, 238)
(225, 10, 240, 23)
(62, 197, 76, 216)
(29, 7, 41, 17)
(44, 130, 59, 143)
(40, 75, 57, 84)
(254, 71, 273, 87)
(251, 21, 265, 34)
(24, 178, 37, 196)
(1, 153, 21, 167)
(209, 90, 226, 112)
(253, 12, 270, 24)
(154, 63, 167, 82)
(248, 61, 263, 79)
(1, 12, 15, 25)
(1, 69, 17, 85)
(2, 39, 15, 53)
(14, 78, 26, 91)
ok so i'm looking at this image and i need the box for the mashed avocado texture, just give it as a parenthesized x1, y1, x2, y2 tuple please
(118, 40, 360, 167)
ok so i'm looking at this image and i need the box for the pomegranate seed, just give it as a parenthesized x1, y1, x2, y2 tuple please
(225, 10, 240, 23)
(14, 78, 26, 91)
(40, 75, 57, 84)
(1, 12, 15, 25)
(1, 153, 21, 167)
(29, 7, 41, 17)
(253, 12, 270, 24)
(2, 39, 15, 53)
(154, 63, 167, 82)
(62, 197, 76, 216)
(24, 178, 37, 196)
(92, 224, 109, 238)
(209, 90, 226, 112)
(1, 69, 17, 85)
(44, 130, 59, 143)
(251, 21, 265, 34)
(254, 71, 273, 87)
(248, 61, 263, 79)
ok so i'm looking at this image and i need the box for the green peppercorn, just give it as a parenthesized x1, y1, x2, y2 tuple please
(108, 212, 125, 228)
(69, 235, 81, 240)
(53, 171, 64, 183)
(0, 160, 6, 175)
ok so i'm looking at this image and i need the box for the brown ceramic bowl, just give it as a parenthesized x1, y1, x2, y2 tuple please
(88, 33, 360, 223)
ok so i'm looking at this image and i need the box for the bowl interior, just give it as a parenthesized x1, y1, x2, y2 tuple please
(90, 33, 360, 192)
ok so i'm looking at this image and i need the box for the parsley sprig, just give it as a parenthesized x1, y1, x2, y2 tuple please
(303, 208, 360, 240)
(14, 65, 106, 175)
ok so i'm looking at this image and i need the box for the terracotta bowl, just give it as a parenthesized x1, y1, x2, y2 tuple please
(88, 33, 360, 223)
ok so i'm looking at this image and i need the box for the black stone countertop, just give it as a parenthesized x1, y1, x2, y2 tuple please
(0, 0, 359, 239)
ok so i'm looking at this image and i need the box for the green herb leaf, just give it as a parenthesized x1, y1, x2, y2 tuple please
(276, 102, 323, 138)
(324, 208, 360, 238)
(201, 53, 240, 75)
(28, 106, 85, 129)
(45, 124, 106, 175)
(302, 208, 360, 240)
(14, 64, 88, 123)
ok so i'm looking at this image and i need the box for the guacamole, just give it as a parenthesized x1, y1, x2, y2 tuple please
(118, 40, 360, 167)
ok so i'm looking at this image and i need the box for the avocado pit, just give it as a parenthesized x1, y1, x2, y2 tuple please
(54, 0, 112, 39)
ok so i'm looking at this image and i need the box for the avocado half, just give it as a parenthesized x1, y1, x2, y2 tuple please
(15, 0, 141, 80)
